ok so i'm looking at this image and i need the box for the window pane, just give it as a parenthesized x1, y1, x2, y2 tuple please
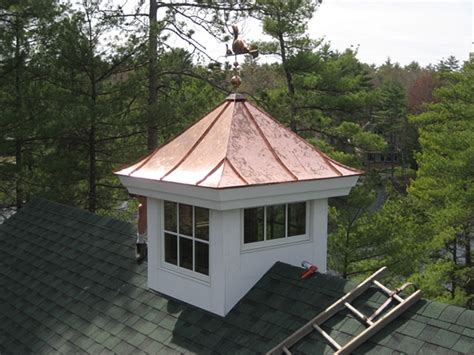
(195, 241, 209, 275)
(164, 233, 177, 265)
(266, 204, 285, 240)
(164, 201, 177, 232)
(288, 202, 306, 237)
(244, 207, 264, 244)
(179, 237, 193, 270)
(195, 207, 209, 241)
(179, 204, 193, 236)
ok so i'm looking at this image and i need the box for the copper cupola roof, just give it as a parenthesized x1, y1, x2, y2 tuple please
(115, 94, 361, 188)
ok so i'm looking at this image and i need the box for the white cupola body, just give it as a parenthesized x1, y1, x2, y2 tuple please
(115, 94, 360, 316)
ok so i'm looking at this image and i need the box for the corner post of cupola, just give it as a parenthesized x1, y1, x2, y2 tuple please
(310, 198, 329, 273)
(146, 197, 160, 290)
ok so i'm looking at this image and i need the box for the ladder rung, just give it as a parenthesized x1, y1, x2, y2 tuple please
(373, 280, 404, 303)
(369, 295, 393, 322)
(282, 346, 291, 355)
(344, 302, 374, 326)
(313, 324, 342, 350)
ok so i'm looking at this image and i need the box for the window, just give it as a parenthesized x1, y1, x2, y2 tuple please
(244, 202, 307, 245)
(163, 201, 209, 276)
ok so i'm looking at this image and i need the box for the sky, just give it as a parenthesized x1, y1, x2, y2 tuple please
(167, 0, 473, 67)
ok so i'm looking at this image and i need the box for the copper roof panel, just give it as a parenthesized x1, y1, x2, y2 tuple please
(247, 104, 340, 180)
(163, 102, 233, 185)
(115, 95, 361, 189)
(116, 103, 227, 180)
(225, 102, 295, 185)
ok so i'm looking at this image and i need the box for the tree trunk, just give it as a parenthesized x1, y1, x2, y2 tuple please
(88, 111, 97, 212)
(147, 0, 158, 152)
(15, 140, 23, 209)
(14, 19, 24, 209)
(278, 32, 297, 132)
(464, 223, 471, 266)
(87, 13, 97, 212)
(343, 226, 350, 279)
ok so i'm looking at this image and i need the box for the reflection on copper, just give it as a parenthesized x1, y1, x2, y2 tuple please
(115, 95, 361, 189)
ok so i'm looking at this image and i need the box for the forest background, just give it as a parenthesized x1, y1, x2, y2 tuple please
(0, 0, 472, 308)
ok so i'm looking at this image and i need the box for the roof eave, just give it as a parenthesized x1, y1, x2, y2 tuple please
(117, 174, 360, 210)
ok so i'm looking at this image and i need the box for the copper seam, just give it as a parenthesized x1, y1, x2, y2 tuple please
(127, 145, 164, 176)
(242, 102, 299, 181)
(250, 103, 363, 175)
(224, 158, 249, 185)
(161, 101, 231, 180)
(320, 154, 343, 176)
(251, 103, 345, 175)
(118, 101, 228, 176)
(195, 158, 226, 186)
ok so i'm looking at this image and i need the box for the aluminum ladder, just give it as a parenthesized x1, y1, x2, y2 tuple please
(266, 267, 422, 355)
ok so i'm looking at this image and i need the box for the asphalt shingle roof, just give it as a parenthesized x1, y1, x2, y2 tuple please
(1, 198, 473, 354)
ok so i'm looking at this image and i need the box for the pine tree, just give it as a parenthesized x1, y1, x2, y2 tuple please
(408, 60, 474, 306)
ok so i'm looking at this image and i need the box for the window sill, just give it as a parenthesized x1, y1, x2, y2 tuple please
(241, 234, 311, 254)
(159, 262, 211, 285)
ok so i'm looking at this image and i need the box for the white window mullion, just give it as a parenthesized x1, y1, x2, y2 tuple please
(192, 206, 195, 272)
(285, 204, 288, 239)
(263, 206, 267, 241)
(177, 203, 180, 267)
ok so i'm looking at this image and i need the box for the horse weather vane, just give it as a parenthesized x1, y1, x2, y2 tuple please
(225, 25, 259, 90)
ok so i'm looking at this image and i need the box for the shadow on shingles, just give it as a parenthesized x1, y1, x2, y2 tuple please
(0, 198, 144, 354)
(167, 262, 368, 354)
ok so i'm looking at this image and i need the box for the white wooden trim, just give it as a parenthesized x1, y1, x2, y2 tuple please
(158, 263, 211, 285)
(119, 175, 359, 210)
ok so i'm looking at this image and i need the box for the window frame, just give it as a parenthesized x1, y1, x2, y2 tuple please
(241, 201, 310, 252)
(161, 201, 210, 282)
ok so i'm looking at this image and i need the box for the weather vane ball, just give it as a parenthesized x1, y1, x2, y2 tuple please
(230, 75, 242, 88)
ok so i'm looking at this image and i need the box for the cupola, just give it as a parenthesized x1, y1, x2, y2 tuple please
(115, 93, 360, 316)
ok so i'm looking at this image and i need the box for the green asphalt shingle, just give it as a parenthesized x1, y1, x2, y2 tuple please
(1, 198, 473, 354)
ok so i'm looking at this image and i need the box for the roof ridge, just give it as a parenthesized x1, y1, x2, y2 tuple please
(195, 158, 226, 186)
(217, 99, 242, 187)
(161, 101, 231, 181)
(241, 101, 298, 181)
(222, 157, 248, 186)
(248, 102, 362, 175)
(5, 197, 135, 236)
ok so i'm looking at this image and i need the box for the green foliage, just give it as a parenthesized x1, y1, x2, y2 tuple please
(328, 183, 377, 279)
(407, 60, 474, 305)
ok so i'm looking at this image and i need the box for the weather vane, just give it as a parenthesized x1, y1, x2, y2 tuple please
(225, 25, 259, 91)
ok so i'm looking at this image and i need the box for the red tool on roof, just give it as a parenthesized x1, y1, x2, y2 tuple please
(301, 261, 318, 279)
